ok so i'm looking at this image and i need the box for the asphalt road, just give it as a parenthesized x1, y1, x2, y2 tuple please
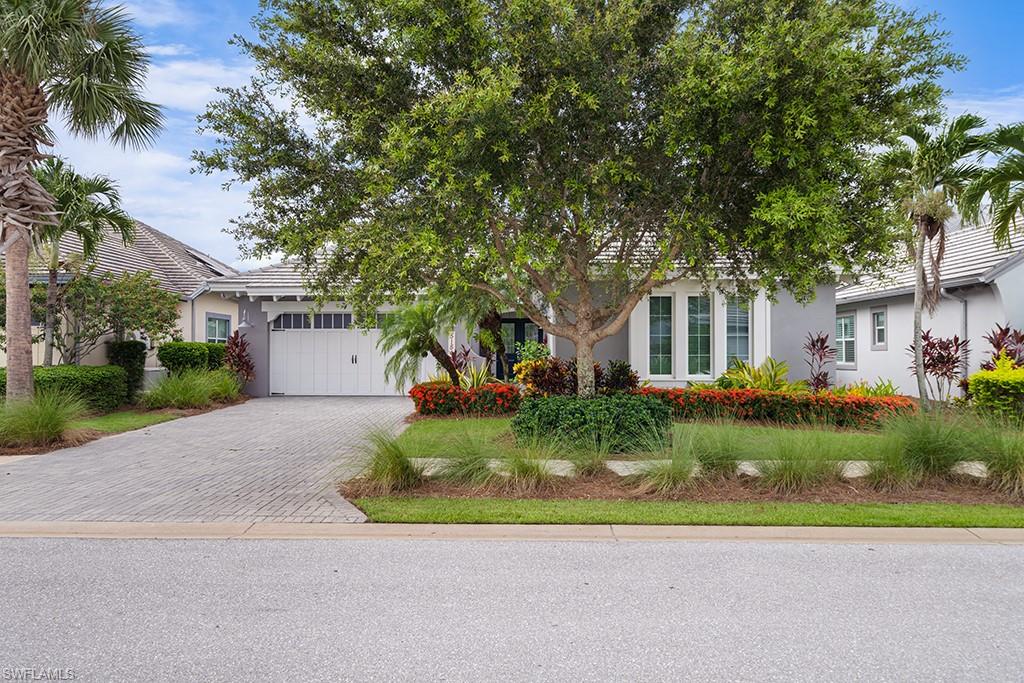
(1, 538, 1022, 682)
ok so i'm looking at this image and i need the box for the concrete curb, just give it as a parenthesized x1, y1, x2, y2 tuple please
(0, 521, 1022, 544)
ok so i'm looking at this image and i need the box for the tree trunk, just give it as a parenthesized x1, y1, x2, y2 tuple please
(43, 260, 58, 366)
(5, 233, 34, 398)
(575, 338, 596, 398)
(478, 308, 507, 378)
(912, 227, 929, 408)
(429, 339, 460, 385)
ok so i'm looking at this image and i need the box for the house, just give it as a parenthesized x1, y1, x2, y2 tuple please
(835, 223, 1024, 396)
(1, 221, 238, 371)
(208, 263, 836, 397)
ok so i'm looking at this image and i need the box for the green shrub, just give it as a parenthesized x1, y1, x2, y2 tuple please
(0, 365, 128, 413)
(108, 340, 148, 400)
(512, 394, 671, 453)
(969, 354, 1024, 417)
(882, 412, 977, 477)
(0, 390, 87, 446)
(362, 430, 422, 494)
(157, 342, 209, 374)
(204, 342, 227, 370)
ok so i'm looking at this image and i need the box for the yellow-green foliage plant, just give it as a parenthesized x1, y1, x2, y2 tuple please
(968, 353, 1024, 417)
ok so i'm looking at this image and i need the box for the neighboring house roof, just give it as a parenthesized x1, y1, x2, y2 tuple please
(206, 260, 318, 297)
(836, 223, 1024, 304)
(36, 221, 237, 297)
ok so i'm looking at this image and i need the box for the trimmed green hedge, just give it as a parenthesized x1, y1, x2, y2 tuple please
(969, 356, 1024, 416)
(157, 342, 209, 374)
(108, 340, 148, 400)
(204, 342, 226, 370)
(511, 394, 671, 453)
(0, 365, 128, 413)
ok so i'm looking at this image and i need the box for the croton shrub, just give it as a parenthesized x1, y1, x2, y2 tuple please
(637, 387, 915, 429)
(968, 354, 1024, 417)
(409, 381, 521, 416)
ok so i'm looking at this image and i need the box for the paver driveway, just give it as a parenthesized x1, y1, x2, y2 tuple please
(0, 397, 410, 523)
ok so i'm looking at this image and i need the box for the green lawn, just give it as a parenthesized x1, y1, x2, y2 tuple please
(72, 410, 178, 434)
(397, 417, 884, 460)
(355, 497, 1024, 527)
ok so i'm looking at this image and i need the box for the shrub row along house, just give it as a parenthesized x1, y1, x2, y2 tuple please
(206, 263, 835, 397)
(836, 222, 1024, 396)
(0, 222, 238, 378)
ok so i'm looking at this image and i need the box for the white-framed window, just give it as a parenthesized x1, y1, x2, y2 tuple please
(725, 297, 751, 367)
(649, 295, 673, 376)
(871, 307, 887, 350)
(687, 295, 712, 376)
(836, 313, 856, 366)
(206, 314, 230, 344)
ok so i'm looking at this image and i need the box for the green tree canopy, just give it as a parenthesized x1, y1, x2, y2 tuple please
(196, 0, 960, 394)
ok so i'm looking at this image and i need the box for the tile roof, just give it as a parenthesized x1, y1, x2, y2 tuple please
(836, 223, 1024, 303)
(45, 221, 237, 296)
(206, 260, 309, 292)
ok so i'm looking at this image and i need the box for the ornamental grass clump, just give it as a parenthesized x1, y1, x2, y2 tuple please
(568, 421, 615, 476)
(758, 431, 844, 494)
(978, 421, 1024, 499)
(688, 421, 743, 480)
(141, 369, 240, 409)
(437, 432, 498, 487)
(866, 435, 924, 492)
(631, 428, 697, 495)
(499, 433, 558, 494)
(362, 430, 423, 494)
(882, 412, 977, 477)
(0, 390, 87, 447)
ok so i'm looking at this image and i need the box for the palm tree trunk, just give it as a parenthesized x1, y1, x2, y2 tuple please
(429, 339, 460, 385)
(912, 227, 929, 408)
(5, 233, 34, 398)
(43, 245, 58, 366)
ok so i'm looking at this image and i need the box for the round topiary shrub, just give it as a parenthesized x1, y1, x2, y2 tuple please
(108, 339, 148, 400)
(157, 341, 209, 374)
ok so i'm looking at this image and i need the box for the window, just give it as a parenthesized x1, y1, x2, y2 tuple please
(687, 295, 712, 376)
(648, 296, 673, 375)
(871, 307, 887, 350)
(725, 297, 750, 366)
(206, 314, 230, 344)
(375, 312, 396, 329)
(836, 313, 856, 366)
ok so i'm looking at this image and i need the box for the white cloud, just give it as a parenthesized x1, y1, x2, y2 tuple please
(946, 86, 1024, 128)
(49, 125, 252, 267)
(122, 0, 193, 28)
(145, 59, 254, 113)
(147, 43, 195, 57)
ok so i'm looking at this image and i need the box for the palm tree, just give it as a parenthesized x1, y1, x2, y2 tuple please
(0, 1, 162, 398)
(377, 300, 459, 389)
(962, 123, 1024, 247)
(881, 114, 989, 404)
(435, 287, 509, 378)
(34, 158, 134, 365)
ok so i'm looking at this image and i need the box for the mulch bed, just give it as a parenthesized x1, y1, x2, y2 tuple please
(342, 471, 1024, 506)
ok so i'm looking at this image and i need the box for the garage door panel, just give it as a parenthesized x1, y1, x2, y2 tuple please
(269, 321, 404, 396)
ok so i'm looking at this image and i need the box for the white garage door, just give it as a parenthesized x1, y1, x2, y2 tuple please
(268, 312, 403, 396)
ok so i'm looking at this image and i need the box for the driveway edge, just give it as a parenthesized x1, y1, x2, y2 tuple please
(0, 521, 1022, 544)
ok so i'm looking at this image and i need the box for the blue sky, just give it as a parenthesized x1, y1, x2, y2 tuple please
(54, 0, 1024, 270)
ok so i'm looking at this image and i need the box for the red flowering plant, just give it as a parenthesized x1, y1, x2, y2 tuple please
(409, 381, 521, 416)
(636, 386, 914, 429)
(906, 330, 969, 402)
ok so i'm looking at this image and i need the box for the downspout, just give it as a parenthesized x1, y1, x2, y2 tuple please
(940, 287, 969, 385)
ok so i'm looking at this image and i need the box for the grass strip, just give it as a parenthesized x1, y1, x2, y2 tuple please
(355, 496, 1024, 528)
(72, 411, 178, 434)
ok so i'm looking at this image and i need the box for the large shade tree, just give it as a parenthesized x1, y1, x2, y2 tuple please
(881, 114, 989, 402)
(0, 0, 162, 398)
(34, 157, 135, 366)
(197, 0, 959, 395)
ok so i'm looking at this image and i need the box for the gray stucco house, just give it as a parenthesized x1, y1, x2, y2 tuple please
(206, 263, 835, 397)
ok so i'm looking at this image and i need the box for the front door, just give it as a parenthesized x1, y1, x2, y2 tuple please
(491, 318, 545, 380)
